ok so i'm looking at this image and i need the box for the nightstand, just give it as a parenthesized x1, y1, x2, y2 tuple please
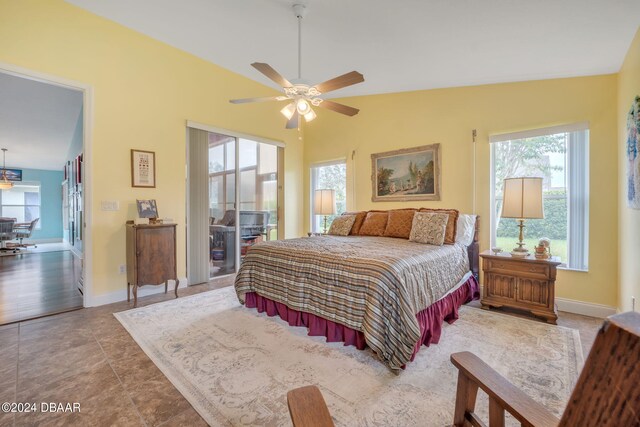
(479, 250, 562, 324)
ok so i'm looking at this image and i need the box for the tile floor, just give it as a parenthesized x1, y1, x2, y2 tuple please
(0, 276, 602, 426)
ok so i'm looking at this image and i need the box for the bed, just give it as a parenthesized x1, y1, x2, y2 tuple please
(234, 215, 479, 371)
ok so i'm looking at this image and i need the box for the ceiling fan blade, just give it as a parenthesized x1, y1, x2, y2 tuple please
(318, 100, 360, 117)
(312, 71, 364, 94)
(251, 62, 293, 88)
(285, 110, 299, 129)
(229, 96, 288, 104)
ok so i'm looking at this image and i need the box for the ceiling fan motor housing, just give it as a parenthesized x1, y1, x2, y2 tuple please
(292, 4, 307, 19)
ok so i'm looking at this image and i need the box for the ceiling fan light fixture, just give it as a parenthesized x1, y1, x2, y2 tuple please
(303, 109, 317, 122)
(296, 98, 310, 114)
(280, 102, 296, 120)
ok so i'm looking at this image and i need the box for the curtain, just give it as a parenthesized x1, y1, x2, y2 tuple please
(187, 127, 210, 285)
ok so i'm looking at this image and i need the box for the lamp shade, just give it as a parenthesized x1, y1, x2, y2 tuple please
(313, 189, 336, 216)
(501, 177, 544, 219)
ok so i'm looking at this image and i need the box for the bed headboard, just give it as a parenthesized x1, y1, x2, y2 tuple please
(467, 216, 480, 281)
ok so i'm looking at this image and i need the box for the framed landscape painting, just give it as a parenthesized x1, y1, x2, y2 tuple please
(371, 143, 441, 202)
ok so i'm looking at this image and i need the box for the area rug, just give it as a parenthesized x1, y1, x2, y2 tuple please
(115, 286, 583, 426)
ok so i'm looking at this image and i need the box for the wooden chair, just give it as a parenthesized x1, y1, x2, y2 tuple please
(450, 311, 640, 427)
(287, 385, 335, 427)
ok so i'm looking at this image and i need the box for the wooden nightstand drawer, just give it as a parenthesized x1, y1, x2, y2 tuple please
(484, 259, 549, 279)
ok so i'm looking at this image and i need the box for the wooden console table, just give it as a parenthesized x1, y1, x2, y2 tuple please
(126, 223, 179, 307)
(480, 250, 562, 324)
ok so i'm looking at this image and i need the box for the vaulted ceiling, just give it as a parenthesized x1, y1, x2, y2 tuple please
(66, 0, 640, 97)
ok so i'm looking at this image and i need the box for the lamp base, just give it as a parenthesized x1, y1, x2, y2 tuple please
(510, 249, 529, 258)
(511, 219, 529, 257)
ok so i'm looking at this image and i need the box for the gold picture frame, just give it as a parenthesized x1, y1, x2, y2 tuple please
(371, 143, 441, 202)
(131, 149, 156, 188)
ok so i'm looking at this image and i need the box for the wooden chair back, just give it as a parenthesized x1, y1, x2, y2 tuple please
(451, 311, 640, 427)
(558, 311, 640, 426)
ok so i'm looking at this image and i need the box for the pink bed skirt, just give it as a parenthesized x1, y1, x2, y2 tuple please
(243, 275, 479, 363)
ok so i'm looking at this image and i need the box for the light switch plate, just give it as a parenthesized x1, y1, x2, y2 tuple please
(101, 200, 119, 211)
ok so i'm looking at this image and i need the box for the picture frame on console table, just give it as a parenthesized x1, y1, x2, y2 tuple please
(131, 149, 156, 188)
(136, 199, 159, 219)
(371, 143, 441, 202)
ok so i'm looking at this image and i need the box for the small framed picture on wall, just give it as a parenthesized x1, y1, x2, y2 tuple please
(131, 149, 156, 188)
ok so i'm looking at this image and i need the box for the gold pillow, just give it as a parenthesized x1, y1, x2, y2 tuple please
(383, 209, 416, 239)
(342, 211, 367, 235)
(409, 212, 449, 245)
(358, 212, 388, 236)
(328, 215, 356, 236)
(419, 208, 459, 244)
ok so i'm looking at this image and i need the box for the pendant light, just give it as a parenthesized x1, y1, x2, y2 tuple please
(0, 148, 13, 190)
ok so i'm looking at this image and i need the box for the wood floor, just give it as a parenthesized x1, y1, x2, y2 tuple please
(0, 276, 602, 426)
(0, 250, 83, 325)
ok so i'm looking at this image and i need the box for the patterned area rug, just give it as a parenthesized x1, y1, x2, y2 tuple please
(115, 286, 583, 426)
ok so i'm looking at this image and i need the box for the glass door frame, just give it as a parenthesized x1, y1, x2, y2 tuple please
(186, 121, 285, 281)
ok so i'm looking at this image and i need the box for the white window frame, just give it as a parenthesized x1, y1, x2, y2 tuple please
(0, 181, 42, 230)
(489, 123, 589, 271)
(310, 159, 347, 233)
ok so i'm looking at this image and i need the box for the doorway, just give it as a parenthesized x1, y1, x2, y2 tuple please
(186, 124, 283, 285)
(0, 64, 91, 323)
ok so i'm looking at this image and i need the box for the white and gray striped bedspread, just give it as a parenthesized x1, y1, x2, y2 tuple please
(234, 235, 470, 370)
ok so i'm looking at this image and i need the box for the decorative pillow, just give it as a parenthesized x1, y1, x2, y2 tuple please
(455, 214, 477, 246)
(328, 215, 356, 236)
(383, 209, 417, 239)
(342, 211, 367, 235)
(409, 212, 449, 245)
(358, 211, 388, 236)
(419, 208, 459, 244)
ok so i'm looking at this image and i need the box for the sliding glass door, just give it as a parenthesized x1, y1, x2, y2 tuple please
(187, 127, 283, 285)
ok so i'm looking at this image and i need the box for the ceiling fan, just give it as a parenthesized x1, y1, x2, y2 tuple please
(229, 3, 364, 129)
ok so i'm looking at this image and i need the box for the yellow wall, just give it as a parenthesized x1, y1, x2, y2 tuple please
(618, 28, 640, 311)
(305, 75, 619, 307)
(0, 0, 627, 310)
(0, 0, 304, 299)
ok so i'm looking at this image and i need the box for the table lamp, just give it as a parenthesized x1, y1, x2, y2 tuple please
(500, 177, 544, 257)
(314, 189, 336, 234)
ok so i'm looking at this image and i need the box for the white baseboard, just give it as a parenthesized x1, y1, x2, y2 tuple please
(26, 238, 64, 244)
(478, 285, 615, 319)
(86, 277, 189, 307)
(555, 297, 616, 318)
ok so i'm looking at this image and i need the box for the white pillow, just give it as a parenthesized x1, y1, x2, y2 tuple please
(455, 214, 477, 247)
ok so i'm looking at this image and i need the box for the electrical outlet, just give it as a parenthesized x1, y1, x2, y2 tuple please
(119, 265, 126, 274)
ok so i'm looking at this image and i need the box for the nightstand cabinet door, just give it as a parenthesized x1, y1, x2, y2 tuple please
(485, 273, 516, 300)
(516, 277, 551, 307)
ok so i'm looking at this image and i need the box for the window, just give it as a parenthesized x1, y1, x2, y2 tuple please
(310, 161, 346, 233)
(0, 182, 41, 229)
(490, 124, 589, 270)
